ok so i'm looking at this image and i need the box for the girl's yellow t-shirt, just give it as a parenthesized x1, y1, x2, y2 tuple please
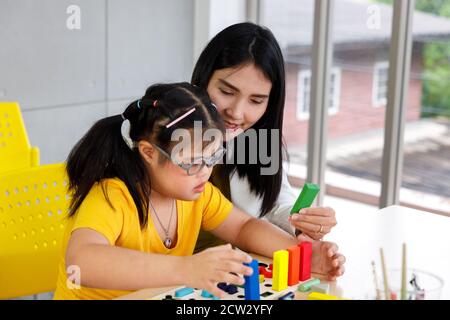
(53, 178, 232, 300)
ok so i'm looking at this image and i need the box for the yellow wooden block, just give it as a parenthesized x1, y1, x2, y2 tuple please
(259, 274, 265, 283)
(272, 250, 289, 291)
(307, 292, 349, 300)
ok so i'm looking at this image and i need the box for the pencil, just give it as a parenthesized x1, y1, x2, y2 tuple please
(401, 243, 407, 300)
(371, 261, 381, 300)
(380, 248, 390, 300)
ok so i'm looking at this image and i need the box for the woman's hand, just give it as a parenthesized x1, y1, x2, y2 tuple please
(288, 207, 337, 240)
(310, 240, 346, 281)
(183, 244, 253, 298)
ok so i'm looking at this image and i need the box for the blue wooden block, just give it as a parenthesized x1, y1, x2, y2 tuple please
(201, 290, 214, 298)
(175, 287, 194, 298)
(217, 282, 228, 291)
(278, 291, 295, 300)
(226, 285, 238, 294)
(244, 259, 260, 300)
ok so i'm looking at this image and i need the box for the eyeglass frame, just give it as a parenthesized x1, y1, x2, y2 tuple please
(152, 144, 226, 176)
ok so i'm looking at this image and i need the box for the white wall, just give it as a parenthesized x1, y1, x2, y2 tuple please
(0, 0, 194, 165)
(193, 0, 248, 62)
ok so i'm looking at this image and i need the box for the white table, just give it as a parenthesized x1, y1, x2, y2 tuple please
(118, 205, 450, 300)
(326, 205, 450, 299)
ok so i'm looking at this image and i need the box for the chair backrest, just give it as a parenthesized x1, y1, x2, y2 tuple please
(0, 102, 40, 174)
(0, 163, 69, 299)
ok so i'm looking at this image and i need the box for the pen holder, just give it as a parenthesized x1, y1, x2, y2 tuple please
(373, 268, 443, 300)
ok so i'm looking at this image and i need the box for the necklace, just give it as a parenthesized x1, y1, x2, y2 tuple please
(149, 198, 175, 249)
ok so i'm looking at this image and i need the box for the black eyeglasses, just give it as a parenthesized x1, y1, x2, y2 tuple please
(153, 144, 226, 176)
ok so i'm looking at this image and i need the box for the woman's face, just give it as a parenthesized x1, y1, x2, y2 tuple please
(207, 63, 272, 141)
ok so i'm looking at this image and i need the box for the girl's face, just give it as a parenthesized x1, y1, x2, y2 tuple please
(141, 140, 220, 201)
(207, 63, 273, 141)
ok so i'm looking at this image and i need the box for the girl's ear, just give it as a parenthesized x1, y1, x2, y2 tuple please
(138, 140, 156, 164)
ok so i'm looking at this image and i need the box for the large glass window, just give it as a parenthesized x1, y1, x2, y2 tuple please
(260, 0, 316, 180)
(325, 0, 393, 205)
(400, 1, 450, 215)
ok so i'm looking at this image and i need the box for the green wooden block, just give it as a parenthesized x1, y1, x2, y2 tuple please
(298, 278, 320, 292)
(290, 183, 320, 215)
(311, 283, 330, 294)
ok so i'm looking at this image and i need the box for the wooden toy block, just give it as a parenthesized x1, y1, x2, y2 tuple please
(226, 285, 238, 295)
(244, 259, 260, 300)
(307, 292, 348, 300)
(290, 183, 320, 215)
(175, 287, 194, 298)
(299, 241, 312, 281)
(311, 283, 330, 294)
(269, 263, 273, 270)
(278, 291, 296, 300)
(259, 266, 273, 278)
(298, 278, 320, 292)
(201, 290, 215, 298)
(272, 250, 289, 292)
(259, 274, 265, 283)
(218, 282, 228, 291)
(287, 245, 300, 286)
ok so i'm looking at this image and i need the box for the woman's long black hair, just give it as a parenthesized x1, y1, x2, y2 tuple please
(191, 22, 287, 217)
(66, 82, 225, 228)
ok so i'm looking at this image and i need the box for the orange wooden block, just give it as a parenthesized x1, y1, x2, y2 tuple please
(287, 245, 300, 286)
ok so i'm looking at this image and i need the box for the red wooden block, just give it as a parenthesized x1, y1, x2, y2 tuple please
(287, 246, 300, 286)
(269, 264, 273, 271)
(258, 266, 266, 275)
(264, 269, 273, 279)
(299, 241, 312, 281)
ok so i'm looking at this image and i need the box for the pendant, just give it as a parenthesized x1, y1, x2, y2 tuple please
(163, 238, 172, 248)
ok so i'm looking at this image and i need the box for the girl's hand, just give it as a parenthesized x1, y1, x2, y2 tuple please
(288, 207, 337, 240)
(310, 240, 346, 281)
(183, 244, 253, 298)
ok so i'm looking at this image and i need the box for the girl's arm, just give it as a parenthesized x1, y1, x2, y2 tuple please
(66, 228, 253, 298)
(211, 207, 346, 280)
(210, 206, 297, 257)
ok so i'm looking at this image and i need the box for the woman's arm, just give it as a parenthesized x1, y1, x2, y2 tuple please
(66, 228, 253, 297)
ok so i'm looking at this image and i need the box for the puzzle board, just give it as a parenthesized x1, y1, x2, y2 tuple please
(149, 278, 299, 300)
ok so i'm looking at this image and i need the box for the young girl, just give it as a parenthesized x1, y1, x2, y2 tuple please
(53, 83, 345, 300)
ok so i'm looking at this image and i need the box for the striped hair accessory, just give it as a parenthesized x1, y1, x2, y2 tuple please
(165, 108, 196, 129)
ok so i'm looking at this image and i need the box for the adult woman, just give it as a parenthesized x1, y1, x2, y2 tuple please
(192, 22, 338, 252)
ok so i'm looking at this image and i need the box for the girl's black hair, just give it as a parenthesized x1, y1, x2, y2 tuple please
(191, 22, 287, 217)
(66, 82, 225, 228)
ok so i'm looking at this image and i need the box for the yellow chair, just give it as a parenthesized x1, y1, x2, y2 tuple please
(0, 102, 40, 174)
(0, 163, 69, 299)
